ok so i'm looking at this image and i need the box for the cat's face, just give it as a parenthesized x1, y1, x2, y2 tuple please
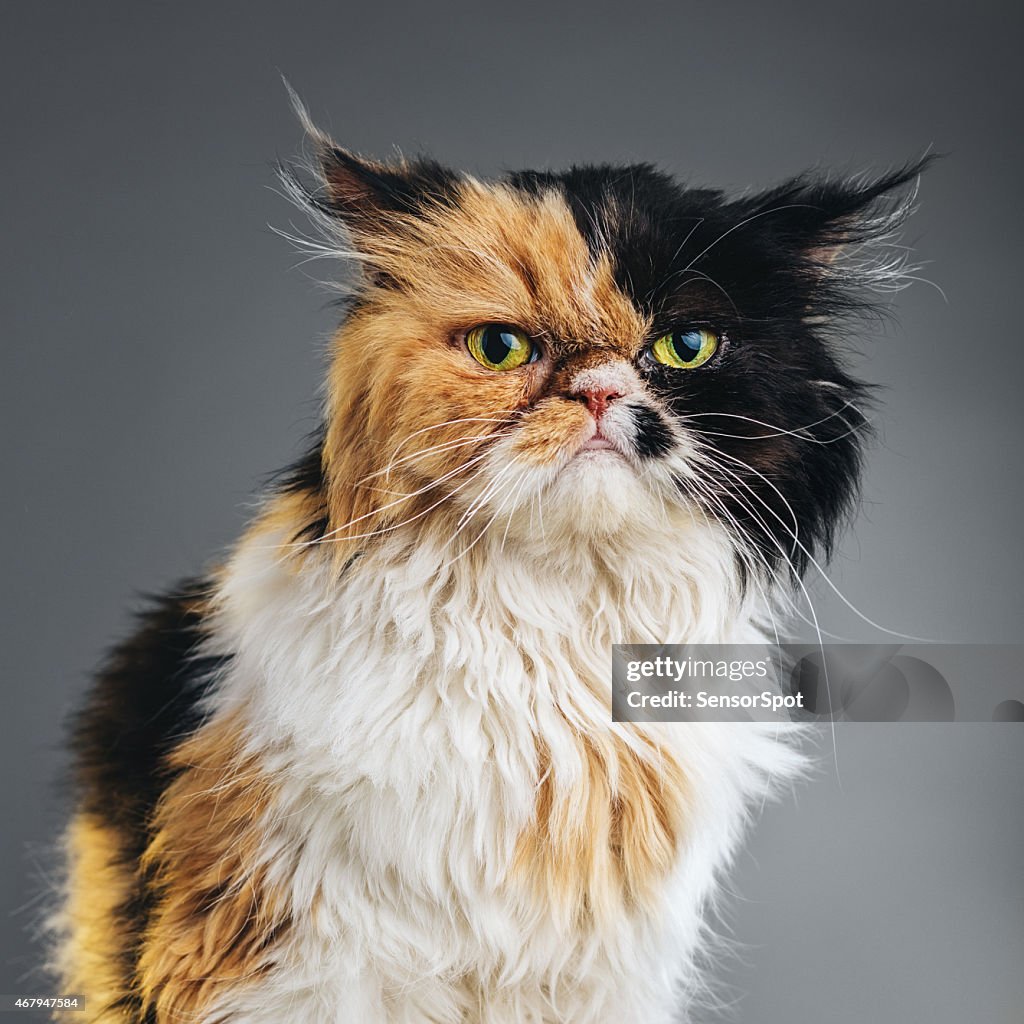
(282, 139, 923, 577)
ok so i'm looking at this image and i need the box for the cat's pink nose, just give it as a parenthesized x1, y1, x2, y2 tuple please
(578, 386, 624, 418)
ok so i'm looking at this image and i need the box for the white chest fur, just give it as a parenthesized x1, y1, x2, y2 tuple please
(202, 524, 802, 1023)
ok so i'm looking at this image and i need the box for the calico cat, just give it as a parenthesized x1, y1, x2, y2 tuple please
(53, 104, 926, 1022)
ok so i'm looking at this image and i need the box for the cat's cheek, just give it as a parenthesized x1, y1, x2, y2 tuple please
(441, 399, 590, 534)
(374, 353, 532, 455)
(505, 399, 592, 467)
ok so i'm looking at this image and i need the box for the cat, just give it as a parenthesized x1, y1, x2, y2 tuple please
(52, 102, 926, 1023)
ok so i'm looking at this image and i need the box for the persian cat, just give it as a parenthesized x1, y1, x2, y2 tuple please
(53, 106, 925, 1022)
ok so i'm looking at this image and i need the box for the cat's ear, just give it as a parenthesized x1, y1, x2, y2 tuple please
(739, 156, 934, 276)
(281, 84, 459, 235)
(315, 145, 458, 228)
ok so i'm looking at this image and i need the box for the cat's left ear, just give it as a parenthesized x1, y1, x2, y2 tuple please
(739, 156, 934, 268)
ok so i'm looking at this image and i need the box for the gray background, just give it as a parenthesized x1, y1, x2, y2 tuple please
(2, 2, 1021, 1021)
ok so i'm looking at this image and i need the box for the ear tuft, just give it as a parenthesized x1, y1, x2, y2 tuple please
(744, 156, 934, 245)
(736, 155, 937, 302)
(808, 157, 935, 253)
(280, 80, 461, 230)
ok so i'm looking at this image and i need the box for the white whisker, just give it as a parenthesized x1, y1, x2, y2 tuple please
(681, 403, 869, 444)
(367, 417, 516, 482)
(693, 447, 932, 642)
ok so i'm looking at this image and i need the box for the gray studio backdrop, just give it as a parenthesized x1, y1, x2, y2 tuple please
(2, 2, 1021, 1021)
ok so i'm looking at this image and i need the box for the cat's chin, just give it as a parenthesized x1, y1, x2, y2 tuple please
(534, 449, 659, 538)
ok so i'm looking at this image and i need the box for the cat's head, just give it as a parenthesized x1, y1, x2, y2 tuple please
(279, 122, 926, 581)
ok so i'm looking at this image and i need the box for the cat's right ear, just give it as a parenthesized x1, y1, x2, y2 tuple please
(281, 83, 459, 236)
(316, 145, 459, 228)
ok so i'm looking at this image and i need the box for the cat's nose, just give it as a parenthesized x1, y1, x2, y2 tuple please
(569, 362, 639, 419)
(576, 386, 624, 418)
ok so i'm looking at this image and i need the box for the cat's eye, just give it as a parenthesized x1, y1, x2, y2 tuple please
(650, 329, 720, 369)
(466, 323, 536, 372)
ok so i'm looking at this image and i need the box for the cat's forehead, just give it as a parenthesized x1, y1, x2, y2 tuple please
(364, 163, 738, 354)
(502, 164, 730, 319)
(369, 174, 665, 353)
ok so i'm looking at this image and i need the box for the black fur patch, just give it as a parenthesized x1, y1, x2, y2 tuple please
(629, 402, 675, 459)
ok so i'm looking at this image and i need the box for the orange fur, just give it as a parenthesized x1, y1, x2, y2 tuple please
(257, 486, 328, 548)
(136, 717, 288, 1022)
(256, 181, 653, 563)
(512, 728, 688, 928)
(53, 816, 136, 1022)
(507, 397, 592, 466)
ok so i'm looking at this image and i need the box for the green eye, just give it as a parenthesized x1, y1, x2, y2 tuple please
(466, 323, 535, 371)
(650, 328, 719, 369)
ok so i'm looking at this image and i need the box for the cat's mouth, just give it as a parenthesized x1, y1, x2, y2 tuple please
(578, 427, 618, 452)
(574, 417, 629, 459)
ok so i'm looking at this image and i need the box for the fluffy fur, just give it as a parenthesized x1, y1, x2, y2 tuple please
(52, 112, 926, 1022)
